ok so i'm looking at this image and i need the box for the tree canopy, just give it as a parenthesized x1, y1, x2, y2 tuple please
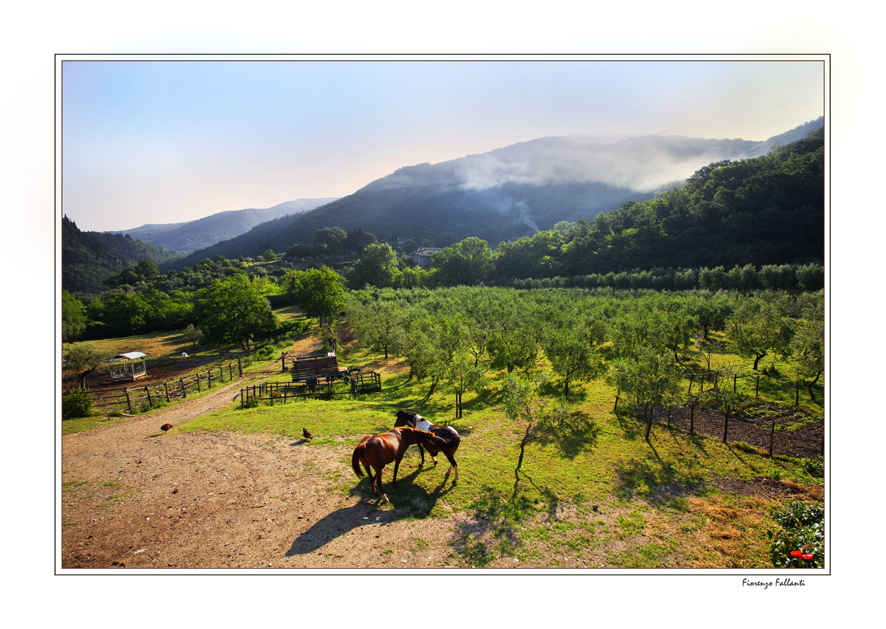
(194, 275, 277, 351)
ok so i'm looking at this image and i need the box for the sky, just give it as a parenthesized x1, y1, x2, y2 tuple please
(61, 56, 825, 232)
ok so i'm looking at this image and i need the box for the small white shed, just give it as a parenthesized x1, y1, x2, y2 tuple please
(110, 352, 148, 381)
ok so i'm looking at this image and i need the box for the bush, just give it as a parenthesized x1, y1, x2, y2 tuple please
(768, 501, 824, 568)
(254, 344, 277, 361)
(62, 389, 93, 417)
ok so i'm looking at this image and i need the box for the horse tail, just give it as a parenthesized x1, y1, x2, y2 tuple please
(352, 442, 366, 478)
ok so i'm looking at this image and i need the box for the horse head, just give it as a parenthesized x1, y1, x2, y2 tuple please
(394, 409, 418, 428)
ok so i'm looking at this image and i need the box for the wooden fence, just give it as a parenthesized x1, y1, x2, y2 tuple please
(240, 370, 381, 407)
(87, 359, 243, 414)
(687, 368, 813, 406)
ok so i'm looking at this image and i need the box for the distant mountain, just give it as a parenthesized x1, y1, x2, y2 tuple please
(62, 216, 182, 295)
(250, 118, 825, 252)
(114, 197, 339, 254)
(154, 118, 823, 272)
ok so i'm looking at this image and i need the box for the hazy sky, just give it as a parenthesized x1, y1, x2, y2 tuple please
(61, 57, 824, 232)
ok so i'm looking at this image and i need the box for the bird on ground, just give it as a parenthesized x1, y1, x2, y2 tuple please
(303, 427, 313, 440)
(161, 423, 173, 433)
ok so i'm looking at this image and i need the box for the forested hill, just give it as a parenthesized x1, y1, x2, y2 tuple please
(62, 216, 182, 294)
(495, 128, 825, 279)
(115, 197, 339, 254)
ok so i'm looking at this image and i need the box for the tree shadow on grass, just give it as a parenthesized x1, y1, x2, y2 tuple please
(535, 410, 601, 459)
(284, 466, 454, 557)
(612, 456, 707, 505)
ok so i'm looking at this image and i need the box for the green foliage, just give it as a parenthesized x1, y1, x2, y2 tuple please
(254, 344, 278, 360)
(286, 266, 346, 322)
(768, 501, 824, 568)
(64, 343, 114, 389)
(62, 388, 94, 417)
(347, 243, 400, 289)
(194, 275, 277, 351)
(62, 290, 87, 341)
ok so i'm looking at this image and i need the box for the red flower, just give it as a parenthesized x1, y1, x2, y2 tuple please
(801, 554, 814, 561)
(790, 550, 803, 558)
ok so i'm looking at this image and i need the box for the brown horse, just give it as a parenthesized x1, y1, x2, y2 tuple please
(394, 410, 460, 483)
(351, 427, 445, 503)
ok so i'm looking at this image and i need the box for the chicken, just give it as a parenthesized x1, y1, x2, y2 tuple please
(303, 427, 313, 440)
(161, 423, 173, 433)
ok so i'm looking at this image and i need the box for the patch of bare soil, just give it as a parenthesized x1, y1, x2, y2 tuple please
(649, 396, 824, 460)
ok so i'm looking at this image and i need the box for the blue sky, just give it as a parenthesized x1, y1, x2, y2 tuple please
(62, 57, 824, 232)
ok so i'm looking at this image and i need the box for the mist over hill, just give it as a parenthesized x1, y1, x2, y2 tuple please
(255, 118, 823, 252)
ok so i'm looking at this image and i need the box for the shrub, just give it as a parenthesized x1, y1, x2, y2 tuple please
(768, 501, 824, 568)
(62, 389, 93, 417)
(254, 344, 277, 361)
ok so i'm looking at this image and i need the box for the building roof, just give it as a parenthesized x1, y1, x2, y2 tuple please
(116, 352, 147, 360)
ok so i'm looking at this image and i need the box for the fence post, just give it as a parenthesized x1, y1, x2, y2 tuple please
(208, 369, 212, 388)
(125, 388, 132, 413)
(733, 374, 738, 394)
(238, 356, 243, 377)
(795, 380, 800, 406)
(722, 405, 730, 443)
(196, 373, 201, 393)
(229, 363, 234, 380)
(164, 382, 170, 403)
(180, 378, 186, 398)
(145, 385, 153, 408)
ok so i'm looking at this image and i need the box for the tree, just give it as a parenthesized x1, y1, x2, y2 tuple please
(727, 297, 793, 370)
(432, 237, 494, 286)
(288, 266, 346, 331)
(347, 243, 400, 289)
(609, 347, 683, 440)
(64, 343, 113, 389)
(502, 373, 571, 495)
(183, 323, 202, 349)
(542, 310, 606, 398)
(62, 290, 86, 341)
(194, 275, 277, 351)
(792, 303, 824, 402)
(262, 249, 277, 262)
(314, 226, 347, 254)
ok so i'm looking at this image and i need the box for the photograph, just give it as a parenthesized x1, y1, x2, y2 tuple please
(57, 54, 827, 574)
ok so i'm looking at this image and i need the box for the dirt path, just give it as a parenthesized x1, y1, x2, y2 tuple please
(61, 376, 472, 570)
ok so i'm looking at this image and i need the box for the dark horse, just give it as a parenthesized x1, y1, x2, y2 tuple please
(394, 410, 460, 483)
(351, 427, 445, 503)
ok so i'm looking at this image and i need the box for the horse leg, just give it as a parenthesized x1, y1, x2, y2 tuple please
(417, 444, 426, 467)
(443, 449, 459, 482)
(363, 461, 375, 493)
(376, 465, 388, 503)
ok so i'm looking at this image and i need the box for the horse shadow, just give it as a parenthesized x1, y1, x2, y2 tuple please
(284, 467, 454, 557)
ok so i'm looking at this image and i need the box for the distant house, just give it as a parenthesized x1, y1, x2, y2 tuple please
(409, 247, 444, 269)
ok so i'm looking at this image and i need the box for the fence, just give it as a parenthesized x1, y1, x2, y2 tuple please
(687, 368, 814, 406)
(240, 370, 381, 407)
(87, 360, 243, 414)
